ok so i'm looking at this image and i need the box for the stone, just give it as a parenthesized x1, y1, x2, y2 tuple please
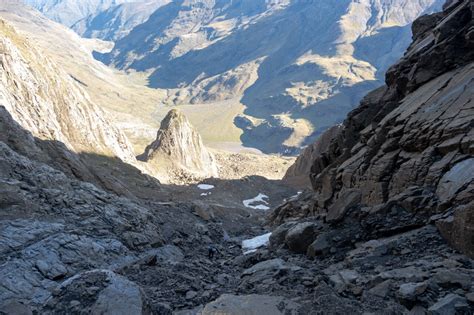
(185, 291, 198, 300)
(339, 270, 359, 284)
(427, 294, 468, 315)
(408, 305, 428, 315)
(398, 282, 428, 300)
(326, 189, 362, 222)
(192, 202, 214, 221)
(269, 222, 297, 248)
(465, 292, 474, 303)
(0, 300, 32, 315)
(436, 159, 474, 203)
(329, 269, 359, 292)
(35, 259, 67, 280)
(242, 259, 286, 276)
(307, 233, 331, 258)
(41, 270, 150, 314)
(379, 267, 427, 281)
(200, 294, 301, 315)
(368, 280, 392, 298)
(284, 125, 343, 188)
(432, 269, 471, 289)
(284, 222, 319, 254)
(437, 202, 474, 259)
(146, 245, 184, 265)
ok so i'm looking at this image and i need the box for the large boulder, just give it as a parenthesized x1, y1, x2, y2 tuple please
(428, 294, 469, 315)
(42, 270, 150, 315)
(437, 201, 474, 258)
(269, 222, 298, 248)
(200, 294, 301, 315)
(307, 233, 331, 258)
(284, 222, 320, 254)
(326, 189, 361, 223)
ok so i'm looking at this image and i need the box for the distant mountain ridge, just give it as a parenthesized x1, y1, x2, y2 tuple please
(24, 0, 444, 155)
(23, 0, 135, 27)
(72, 0, 170, 41)
(98, 0, 444, 154)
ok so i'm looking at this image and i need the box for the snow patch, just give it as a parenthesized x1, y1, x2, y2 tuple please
(201, 192, 212, 196)
(242, 232, 272, 254)
(285, 191, 302, 202)
(243, 193, 270, 210)
(198, 184, 215, 190)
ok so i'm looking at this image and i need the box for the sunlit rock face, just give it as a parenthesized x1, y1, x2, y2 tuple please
(0, 19, 135, 163)
(138, 109, 219, 181)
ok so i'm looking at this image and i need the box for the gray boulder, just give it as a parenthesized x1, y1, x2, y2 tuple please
(428, 294, 468, 315)
(42, 270, 150, 315)
(307, 233, 331, 258)
(285, 222, 319, 254)
(201, 294, 301, 315)
(242, 259, 286, 276)
(398, 282, 428, 300)
(269, 222, 297, 248)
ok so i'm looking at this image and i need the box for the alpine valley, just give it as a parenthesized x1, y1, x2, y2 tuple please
(0, 0, 473, 314)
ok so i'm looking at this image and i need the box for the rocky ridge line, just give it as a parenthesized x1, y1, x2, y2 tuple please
(138, 109, 219, 182)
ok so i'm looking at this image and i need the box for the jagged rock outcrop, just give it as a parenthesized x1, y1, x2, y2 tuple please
(0, 19, 135, 163)
(257, 3, 474, 312)
(138, 109, 219, 181)
(42, 270, 151, 314)
(0, 140, 162, 311)
(283, 125, 343, 188)
(271, 0, 473, 251)
(0, 18, 163, 197)
(266, 1, 474, 310)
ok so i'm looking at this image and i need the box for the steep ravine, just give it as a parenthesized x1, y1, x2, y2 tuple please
(0, 1, 473, 315)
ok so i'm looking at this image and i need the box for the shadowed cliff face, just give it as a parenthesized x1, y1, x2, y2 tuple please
(99, 0, 444, 154)
(0, 18, 168, 198)
(274, 0, 474, 255)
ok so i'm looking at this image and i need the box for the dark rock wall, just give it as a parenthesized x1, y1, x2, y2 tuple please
(272, 0, 473, 257)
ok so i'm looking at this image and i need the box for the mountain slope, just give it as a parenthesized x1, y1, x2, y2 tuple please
(138, 109, 219, 182)
(0, 14, 167, 198)
(1, 3, 295, 183)
(0, 3, 168, 154)
(0, 19, 134, 164)
(274, 0, 473, 256)
(101, 0, 444, 154)
(72, 0, 170, 41)
(23, 0, 135, 27)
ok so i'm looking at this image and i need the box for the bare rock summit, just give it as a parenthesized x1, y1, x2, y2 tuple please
(138, 109, 218, 182)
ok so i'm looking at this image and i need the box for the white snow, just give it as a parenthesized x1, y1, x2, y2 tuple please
(198, 184, 215, 190)
(242, 232, 272, 254)
(201, 192, 212, 196)
(243, 193, 270, 210)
